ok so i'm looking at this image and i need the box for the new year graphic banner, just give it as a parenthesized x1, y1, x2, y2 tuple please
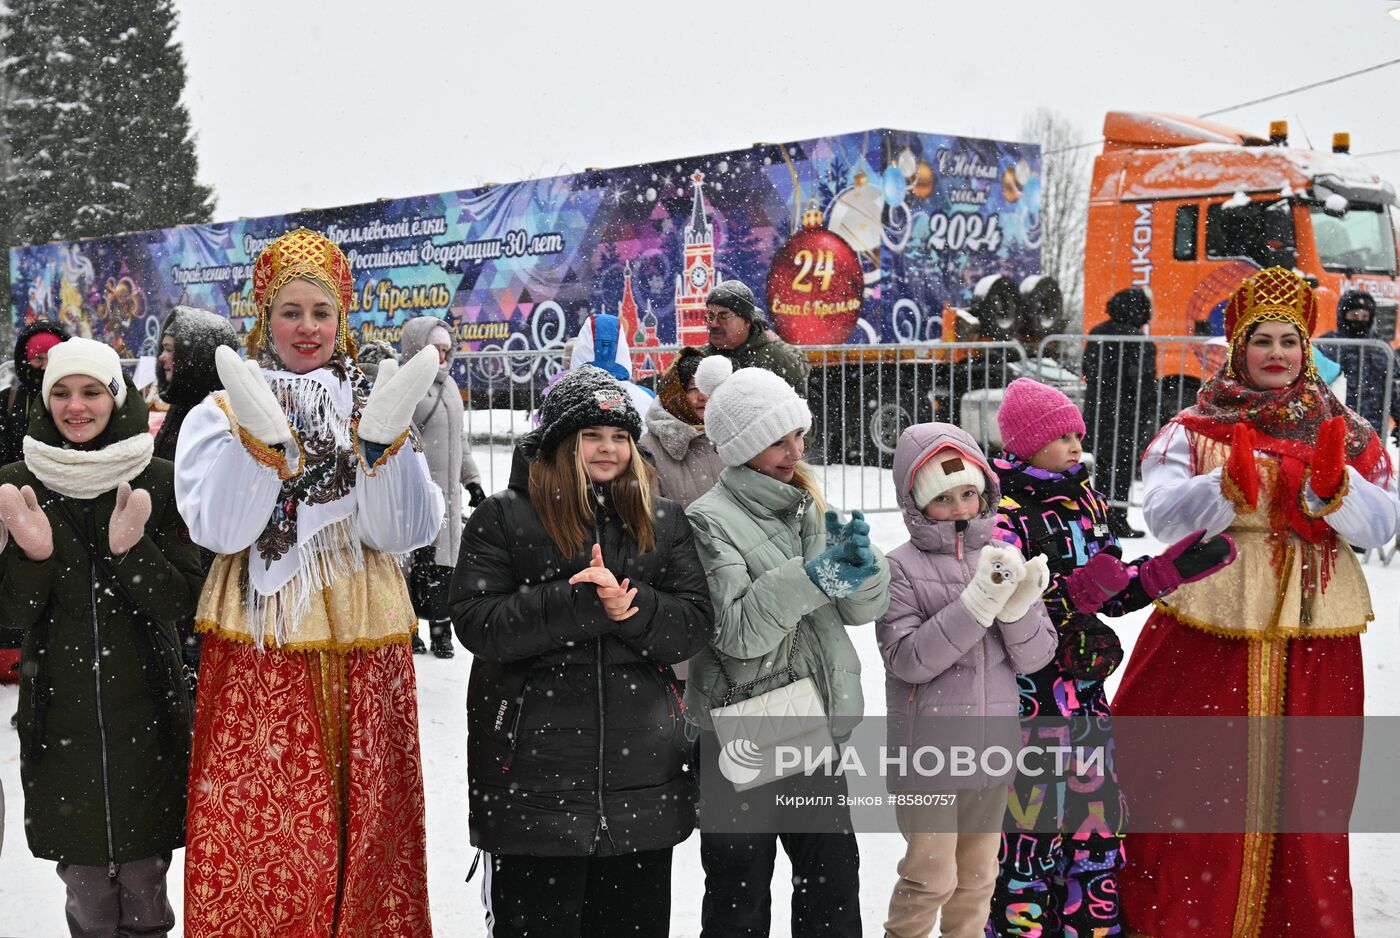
(10, 129, 1042, 382)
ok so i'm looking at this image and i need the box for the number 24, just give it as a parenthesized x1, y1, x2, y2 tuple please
(791, 249, 835, 293)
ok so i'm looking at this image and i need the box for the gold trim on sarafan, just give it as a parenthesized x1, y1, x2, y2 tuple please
(194, 548, 417, 652)
(1230, 639, 1288, 938)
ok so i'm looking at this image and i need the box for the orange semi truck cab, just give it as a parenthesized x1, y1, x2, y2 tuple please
(1083, 110, 1400, 399)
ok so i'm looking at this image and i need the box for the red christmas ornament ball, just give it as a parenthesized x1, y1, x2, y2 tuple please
(765, 213, 864, 345)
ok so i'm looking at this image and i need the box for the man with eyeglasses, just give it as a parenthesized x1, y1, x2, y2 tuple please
(701, 280, 811, 397)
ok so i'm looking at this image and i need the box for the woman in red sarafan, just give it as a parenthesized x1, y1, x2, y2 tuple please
(1113, 266, 1399, 938)
(174, 228, 446, 936)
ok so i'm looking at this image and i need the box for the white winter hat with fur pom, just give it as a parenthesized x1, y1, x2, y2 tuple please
(696, 355, 812, 467)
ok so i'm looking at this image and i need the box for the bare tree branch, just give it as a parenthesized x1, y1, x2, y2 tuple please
(1020, 108, 1093, 331)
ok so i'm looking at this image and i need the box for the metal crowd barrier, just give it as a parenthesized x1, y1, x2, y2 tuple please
(453, 341, 1043, 514)
(107, 333, 1397, 520)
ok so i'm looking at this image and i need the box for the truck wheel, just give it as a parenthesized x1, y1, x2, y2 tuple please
(973, 276, 1021, 340)
(1019, 276, 1065, 339)
(866, 393, 917, 468)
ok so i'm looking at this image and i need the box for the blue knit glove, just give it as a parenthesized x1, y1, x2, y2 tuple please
(824, 509, 870, 555)
(804, 544, 881, 598)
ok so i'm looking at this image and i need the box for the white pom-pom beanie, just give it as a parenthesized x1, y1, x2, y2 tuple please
(42, 337, 127, 409)
(696, 356, 812, 467)
(911, 447, 986, 509)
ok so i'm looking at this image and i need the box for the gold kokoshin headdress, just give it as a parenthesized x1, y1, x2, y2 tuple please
(248, 227, 356, 358)
(1222, 266, 1318, 380)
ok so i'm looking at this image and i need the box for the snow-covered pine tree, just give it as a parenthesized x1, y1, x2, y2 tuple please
(0, 18, 16, 355)
(1, 0, 212, 248)
(91, 0, 212, 230)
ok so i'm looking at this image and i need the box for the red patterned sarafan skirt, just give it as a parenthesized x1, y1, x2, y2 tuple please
(1112, 609, 1362, 938)
(184, 633, 431, 937)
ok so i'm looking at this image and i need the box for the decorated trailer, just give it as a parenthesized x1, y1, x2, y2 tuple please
(9, 128, 1057, 460)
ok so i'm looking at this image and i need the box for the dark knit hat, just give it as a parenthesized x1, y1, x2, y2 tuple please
(1106, 288, 1152, 328)
(1338, 290, 1376, 318)
(533, 367, 643, 457)
(356, 340, 399, 382)
(706, 280, 765, 324)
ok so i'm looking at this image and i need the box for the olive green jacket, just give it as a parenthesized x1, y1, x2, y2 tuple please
(683, 466, 889, 738)
(706, 326, 812, 397)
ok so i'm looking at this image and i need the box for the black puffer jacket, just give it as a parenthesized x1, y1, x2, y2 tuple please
(1081, 289, 1157, 464)
(1318, 329, 1400, 440)
(450, 444, 714, 857)
(1, 320, 70, 467)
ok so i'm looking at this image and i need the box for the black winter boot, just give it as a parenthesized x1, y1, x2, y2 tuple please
(412, 625, 427, 655)
(429, 619, 455, 659)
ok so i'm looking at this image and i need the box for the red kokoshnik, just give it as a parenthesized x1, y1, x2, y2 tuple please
(1172, 266, 1389, 547)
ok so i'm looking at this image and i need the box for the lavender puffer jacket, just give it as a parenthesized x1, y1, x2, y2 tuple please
(879, 423, 1057, 789)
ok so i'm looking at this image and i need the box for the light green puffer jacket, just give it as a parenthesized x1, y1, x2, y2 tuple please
(683, 465, 890, 739)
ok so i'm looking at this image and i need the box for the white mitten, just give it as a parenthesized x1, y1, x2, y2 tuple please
(358, 345, 440, 445)
(997, 554, 1050, 623)
(215, 346, 292, 446)
(960, 545, 1024, 628)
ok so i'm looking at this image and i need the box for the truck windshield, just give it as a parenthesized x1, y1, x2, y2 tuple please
(1308, 204, 1398, 274)
(1206, 198, 1296, 270)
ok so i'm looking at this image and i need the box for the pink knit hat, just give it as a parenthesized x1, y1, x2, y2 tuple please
(997, 378, 1085, 460)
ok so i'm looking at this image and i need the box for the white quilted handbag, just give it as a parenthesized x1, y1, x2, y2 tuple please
(708, 625, 836, 792)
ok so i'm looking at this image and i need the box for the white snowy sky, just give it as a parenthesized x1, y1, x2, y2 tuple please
(172, 0, 1400, 221)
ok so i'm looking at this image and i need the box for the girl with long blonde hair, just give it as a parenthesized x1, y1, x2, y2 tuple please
(451, 366, 714, 937)
(682, 356, 890, 937)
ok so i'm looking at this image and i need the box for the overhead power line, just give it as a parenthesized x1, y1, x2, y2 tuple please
(1199, 57, 1400, 117)
(1045, 56, 1400, 157)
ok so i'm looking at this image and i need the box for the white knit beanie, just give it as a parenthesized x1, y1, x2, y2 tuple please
(42, 337, 127, 409)
(911, 447, 986, 509)
(696, 356, 811, 467)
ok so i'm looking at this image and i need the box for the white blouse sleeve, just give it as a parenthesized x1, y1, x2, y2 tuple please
(174, 398, 283, 554)
(1140, 425, 1237, 542)
(1303, 464, 1400, 549)
(355, 444, 446, 554)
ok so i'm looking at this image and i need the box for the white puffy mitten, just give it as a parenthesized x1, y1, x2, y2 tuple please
(215, 346, 291, 447)
(997, 554, 1050, 623)
(358, 345, 440, 445)
(960, 545, 1024, 628)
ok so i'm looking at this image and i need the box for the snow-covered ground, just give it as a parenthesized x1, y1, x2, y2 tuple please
(4, 469, 1400, 935)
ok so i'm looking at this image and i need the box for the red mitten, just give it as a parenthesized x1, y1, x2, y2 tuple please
(1309, 416, 1348, 501)
(1066, 547, 1131, 615)
(1223, 423, 1259, 512)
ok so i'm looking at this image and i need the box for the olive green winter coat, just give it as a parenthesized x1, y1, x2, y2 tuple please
(4, 383, 203, 866)
(705, 325, 812, 397)
(683, 465, 890, 738)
